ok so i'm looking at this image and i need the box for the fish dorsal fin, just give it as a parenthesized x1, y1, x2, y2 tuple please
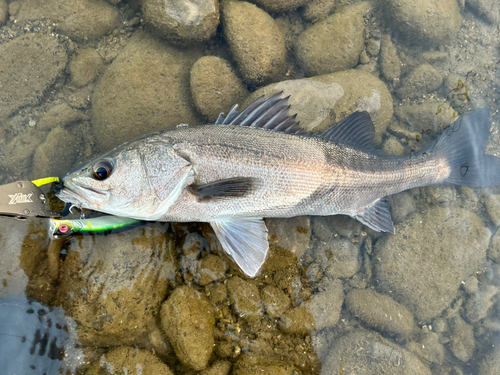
(354, 197, 395, 233)
(320, 111, 376, 149)
(214, 92, 305, 134)
(210, 217, 269, 277)
(188, 177, 260, 202)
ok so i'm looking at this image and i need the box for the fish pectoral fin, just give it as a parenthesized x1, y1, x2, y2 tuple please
(210, 217, 269, 278)
(354, 197, 395, 234)
(188, 177, 261, 202)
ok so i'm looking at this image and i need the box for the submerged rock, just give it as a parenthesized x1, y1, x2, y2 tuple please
(69, 49, 104, 88)
(0, 0, 7, 25)
(397, 64, 444, 100)
(251, 0, 311, 12)
(305, 278, 344, 330)
(221, 0, 285, 86)
(448, 315, 475, 362)
(374, 207, 490, 322)
(296, 3, 369, 77)
(227, 276, 263, 320)
(16, 0, 119, 41)
(385, 0, 462, 47)
(0, 33, 67, 122)
(161, 285, 215, 371)
(91, 32, 202, 150)
(143, 0, 219, 44)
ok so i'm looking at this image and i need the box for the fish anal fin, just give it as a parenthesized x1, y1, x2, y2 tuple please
(210, 217, 269, 278)
(188, 177, 260, 202)
(354, 197, 395, 233)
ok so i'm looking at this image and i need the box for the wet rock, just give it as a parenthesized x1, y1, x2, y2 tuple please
(201, 360, 232, 375)
(322, 330, 431, 374)
(190, 56, 248, 122)
(143, 0, 219, 44)
(38, 103, 86, 131)
(161, 285, 215, 371)
(461, 275, 479, 294)
(464, 284, 499, 323)
(92, 32, 202, 150)
(380, 34, 401, 84)
(32, 126, 83, 177)
(374, 207, 490, 322)
(444, 74, 469, 110)
(488, 229, 500, 262)
(279, 305, 314, 335)
(448, 315, 475, 362)
(69, 49, 104, 88)
(478, 345, 500, 375)
(2, 130, 44, 176)
(261, 285, 290, 318)
(222, 0, 285, 86)
(458, 186, 480, 212)
(398, 64, 443, 100)
(233, 354, 294, 375)
(56, 224, 176, 346)
(85, 347, 174, 374)
(466, 0, 499, 24)
(243, 69, 393, 143)
(346, 288, 415, 338)
(251, 0, 310, 12)
(382, 136, 406, 156)
(0, 0, 7, 25)
(423, 185, 457, 207)
(313, 237, 361, 279)
(408, 327, 444, 364)
(305, 278, 344, 330)
(394, 103, 457, 133)
(205, 282, 228, 305)
(295, 3, 369, 76)
(266, 216, 311, 259)
(301, 0, 339, 23)
(16, 0, 119, 41)
(0, 33, 67, 121)
(484, 194, 500, 226)
(311, 215, 362, 241)
(420, 51, 450, 65)
(390, 191, 416, 224)
(195, 254, 227, 286)
(385, 0, 462, 47)
(227, 276, 263, 320)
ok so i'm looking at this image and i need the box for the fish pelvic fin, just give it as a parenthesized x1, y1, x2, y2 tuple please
(210, 217, 269, 278)
(429, 108, 500, 187)
(354, 197, 395, 233)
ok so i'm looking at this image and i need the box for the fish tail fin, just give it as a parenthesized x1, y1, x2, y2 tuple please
(431, 108, 500, 187)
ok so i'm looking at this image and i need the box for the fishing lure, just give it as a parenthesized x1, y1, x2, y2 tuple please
(48, 216, 140, 238)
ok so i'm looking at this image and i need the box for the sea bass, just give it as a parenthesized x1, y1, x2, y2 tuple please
(56, 93, 500, 277)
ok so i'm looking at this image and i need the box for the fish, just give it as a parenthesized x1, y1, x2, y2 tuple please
(55, 93, 500, 277)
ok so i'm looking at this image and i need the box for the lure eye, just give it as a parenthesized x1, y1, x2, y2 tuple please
(59, 224, 69, 233)
(92, 159, 114, 180)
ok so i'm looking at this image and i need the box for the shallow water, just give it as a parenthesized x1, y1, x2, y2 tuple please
(0, 0, 499, 374)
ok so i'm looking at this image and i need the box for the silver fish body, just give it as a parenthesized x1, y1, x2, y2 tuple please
(56, 93, 500, 277)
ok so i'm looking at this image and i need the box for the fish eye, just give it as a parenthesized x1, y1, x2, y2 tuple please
(92, 159, 114, 180)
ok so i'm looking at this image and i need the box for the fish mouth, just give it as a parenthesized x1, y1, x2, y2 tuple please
(55, 180, 108, 206)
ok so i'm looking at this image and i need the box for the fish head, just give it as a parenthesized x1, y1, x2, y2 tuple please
(56, 140, 193, 220)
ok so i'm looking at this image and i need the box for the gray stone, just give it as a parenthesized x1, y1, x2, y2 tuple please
(251, 0, 311, 12)
(374, 207, 490, 322)
(0, 0, 7, 25)
(394, 103, 458, 134)
(312, 237, 361, 279)
(32, 127, 83, 178)
(385, 0, 462, 46)
(38, 103, 85, 131)
(464, 284, 499, 323)
(305, 278, 344, 330)
(69, 49, 104, 88)
(190, 56, 248, 122)
(143, 0, 219, 44)
(380, 34, 401, 84)
(221, 0, 285, 86)
(295, 3, 369, 77)
(448, 315, 475, 362)
(484, 194, 500, 226)
(2, 130, 43, 177)
(398, 64, 443, 100)
(161, 286, 215, 371)
(266, 216, 311, 259)
(91, 32, 202, 150)
(16, 0, 119, 41)
(301, 0, 339, 23)
(0, 33, 67, 122)
(488, 229, 500, 262)
(390, 191, 416, 224)
(466, 0, 499, 24)
(420, 51, 450, 65)
(321, 330, 431, 374)
(345, 288, 416, 338)
(408, 328, 444, 364)
(242, 69, 393, 144)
